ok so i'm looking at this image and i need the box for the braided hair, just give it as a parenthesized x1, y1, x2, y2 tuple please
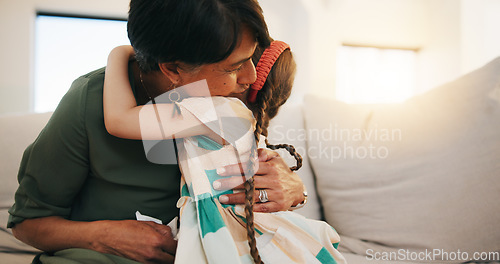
(242, 41, 302, 264)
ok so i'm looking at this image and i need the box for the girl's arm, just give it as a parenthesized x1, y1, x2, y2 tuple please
(103, 45, 213, 140)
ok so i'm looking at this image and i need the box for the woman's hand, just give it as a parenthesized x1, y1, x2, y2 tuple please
(214, 148, 305, 212)
(12, 216, 177, 264)
(93, 220, 177, 264)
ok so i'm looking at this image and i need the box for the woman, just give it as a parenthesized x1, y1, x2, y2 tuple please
(9, 1, 306, 263)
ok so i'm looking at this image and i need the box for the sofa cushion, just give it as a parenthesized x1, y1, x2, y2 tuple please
(304, 57, 500, 262)
(0, 112, 52, 210)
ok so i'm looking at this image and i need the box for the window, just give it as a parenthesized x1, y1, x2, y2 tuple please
(34, 14, 129, 113)
(336, 44, 418, 104)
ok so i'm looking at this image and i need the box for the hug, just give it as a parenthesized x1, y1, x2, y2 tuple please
(3, 0, 499, 264)
(7, 0, 344, 263)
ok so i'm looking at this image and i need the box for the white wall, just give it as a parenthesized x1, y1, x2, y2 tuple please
(0, 0, 129, 115)
(1, 0, 500, 115)
(262, 0, 500, 99)
(300, 0, 429, 97)
(418, 0, 462, 94)
(261, 0, 464, 98)
(461, 0, 500, 74)
(416, 0, 500, 94)
(259, 0, 312, 104)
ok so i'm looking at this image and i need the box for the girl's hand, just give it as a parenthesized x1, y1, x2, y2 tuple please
(212, 148, 305, 212)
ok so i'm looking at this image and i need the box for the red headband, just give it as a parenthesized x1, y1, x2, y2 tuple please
(248, 41, 290, 103)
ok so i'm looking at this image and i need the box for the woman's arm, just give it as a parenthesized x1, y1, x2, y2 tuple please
(103, 45, 213, 140)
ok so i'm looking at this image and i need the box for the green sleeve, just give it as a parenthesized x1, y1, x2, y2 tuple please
(8, 76, 90, 227)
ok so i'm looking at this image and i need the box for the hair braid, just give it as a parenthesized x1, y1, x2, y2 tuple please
(243, 177, 263, 264)
(243, 40, 298, 264)
(264, 138, 302, 171)
(253, 81, 272, 143)
(242, 79, 271, 264)
(252, 75, 302, 172)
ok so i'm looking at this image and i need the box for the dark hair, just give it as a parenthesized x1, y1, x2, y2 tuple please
(249, 43, 297, 143)
(128, 0, 271, 72)
(242, 39, 301, 264)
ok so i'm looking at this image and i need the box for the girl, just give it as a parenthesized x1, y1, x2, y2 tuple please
(103, 42, 346, 264)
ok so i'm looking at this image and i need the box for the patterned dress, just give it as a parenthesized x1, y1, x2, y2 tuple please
(172, 97, 346, 264)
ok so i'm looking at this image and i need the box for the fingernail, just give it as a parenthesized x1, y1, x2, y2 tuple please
(216, 167, 226, 175)
(219, 195, 228, 203)
(213, 180, 222, 190)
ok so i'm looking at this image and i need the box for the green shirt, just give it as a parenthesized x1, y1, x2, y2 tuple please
(8, 66, 181, 227)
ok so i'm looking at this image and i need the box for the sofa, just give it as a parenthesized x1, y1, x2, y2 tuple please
(1, 57, 499, 264)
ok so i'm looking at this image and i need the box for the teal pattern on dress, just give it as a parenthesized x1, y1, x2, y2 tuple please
(196, 135, 223, 150)
(316, 247, 338, 264)
(174, 97, 346, 264)
(197, 198, 227, 237)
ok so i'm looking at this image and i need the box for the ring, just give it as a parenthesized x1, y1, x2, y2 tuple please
(258, 189, 269, 203)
